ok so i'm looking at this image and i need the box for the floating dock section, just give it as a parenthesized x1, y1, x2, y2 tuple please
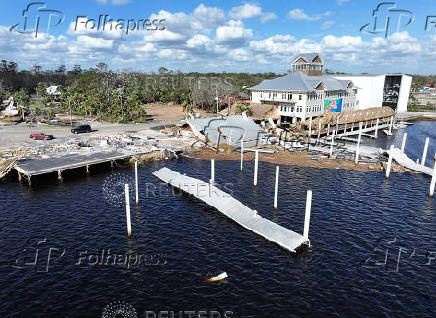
(153, 167, 309, 253)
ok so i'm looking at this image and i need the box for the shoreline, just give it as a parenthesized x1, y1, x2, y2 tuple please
(184, 148, 413, 174)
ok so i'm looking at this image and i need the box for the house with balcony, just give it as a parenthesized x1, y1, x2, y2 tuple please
(249, 53, 357, 124)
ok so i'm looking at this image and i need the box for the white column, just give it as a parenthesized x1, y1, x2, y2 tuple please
(303, 190, 312, 241)
(135, 160, 139, 206)
(211, 159, 215, 183)
(240, 138, 244, 171)
(374, 118, 379, 138)
(125, 184, 132, 237)
(401, 133, 407, 152)
(274, 166, 279, 209)
(430, 154, 436, 197)
(330, 131, 335, 158)
(254, 151, 259, 186)
(308, 117, 312, 146)
(421, 137, 429, 167)
(317, 120, 321, 142)
(327, 123, 330, 137)
(355, 122, 362, 164)
(386, 145, 394, 179)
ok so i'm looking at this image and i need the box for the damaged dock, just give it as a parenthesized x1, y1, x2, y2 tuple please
(153, 167, 310, 253)
(14, 150, 149, 184)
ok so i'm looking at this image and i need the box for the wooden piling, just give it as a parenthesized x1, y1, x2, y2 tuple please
(386, 145, 394, 179)
(124, 184, 132, 237)
(135, 160, 139, 206)
(274, 166, 279, 209)
(401, 133, 407, 152)
(211, 159, 215, 184)
(57, 170, 62, 182)
(317, 120, 321, 143)
(355, 122, 362, 164)
(330, 131, 335, 158)
(303, 190, 312, 242)
(86, 165, 89, 174)
(421, 137, 429, 167)
(240, 138, 244, 171)
(374, 118, 379, 139)
(308, 117, 312, 150)
(18, 172, 22, 182)
(389, 116, 393, 135)
(430, 153, 436, 197)
(254, 151, 258, 187)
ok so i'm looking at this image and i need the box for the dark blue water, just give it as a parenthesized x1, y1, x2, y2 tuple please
(0, 122, 435, 318)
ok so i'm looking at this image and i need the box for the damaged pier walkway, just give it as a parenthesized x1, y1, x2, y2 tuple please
(14, 150, 148, 183)
(153, 167, 309, 253)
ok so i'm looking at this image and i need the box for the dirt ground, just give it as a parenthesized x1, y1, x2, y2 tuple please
(185, 147, 412, 173)
(142, 103, 212, 124)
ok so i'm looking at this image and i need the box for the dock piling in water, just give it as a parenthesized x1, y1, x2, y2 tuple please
(211, 159, 215, 184)
(422, 137, 429, 167)
(125, 184, 132, 237)
(240, 139, 244, 171)
(135, 159, 139, 206)
(254, 151, 258, 187)
(274, 166, 279, 209)
(303, 190, 312, 243)
(430, 153, 436, 197)
(401, 133, 407, 152)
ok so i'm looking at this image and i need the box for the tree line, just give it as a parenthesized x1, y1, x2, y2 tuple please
(0, 61, 281, 120)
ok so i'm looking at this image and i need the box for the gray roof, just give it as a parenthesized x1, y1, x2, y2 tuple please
(182, 115, 260, 146)
(249, 72, 351, 92)
(291, 53, 322, 64)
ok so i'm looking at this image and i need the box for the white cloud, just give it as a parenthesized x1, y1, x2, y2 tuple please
(337, 0, 350, 6)
(229, 4, 262, 20)
(215, 20, 253, 44)
(288, 9, 333, 21)
(229, 4, 277, 23)
(321, 21, 335, 30)
(260, 12, 278, 23)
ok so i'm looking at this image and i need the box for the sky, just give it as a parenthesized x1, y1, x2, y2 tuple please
(0, 0, 435, 74)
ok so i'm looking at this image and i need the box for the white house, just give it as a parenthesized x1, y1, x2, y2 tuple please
(250, 53, 358, 123)
(333, 74, 411, 113)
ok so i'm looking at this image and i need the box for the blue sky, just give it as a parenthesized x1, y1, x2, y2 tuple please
(0, 0, 435, 74)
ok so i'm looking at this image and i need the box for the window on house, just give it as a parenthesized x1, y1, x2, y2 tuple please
(299, 94, 302, 100)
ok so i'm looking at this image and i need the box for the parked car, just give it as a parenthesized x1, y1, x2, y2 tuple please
(29, 133, 54, 140)
(71, 125, 92, 134)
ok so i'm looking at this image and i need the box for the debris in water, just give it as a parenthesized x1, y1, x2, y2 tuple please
(204, 272, 228, 283)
